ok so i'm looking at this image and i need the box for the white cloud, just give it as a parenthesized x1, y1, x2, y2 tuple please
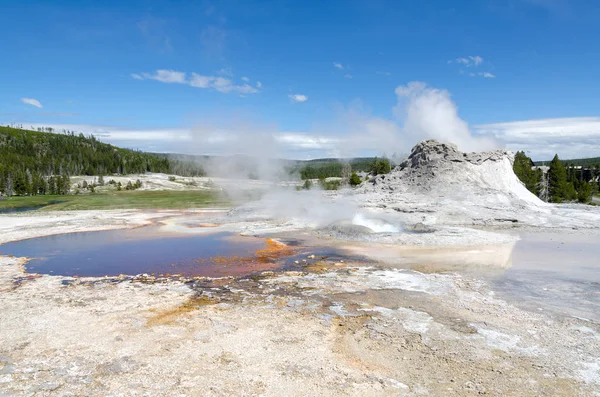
(524, 0, 568, 13)
(200, 25, 227, 60)
(475, 117, 600, 160)
(235, 84, 260, 95)
(469, 55, 484, 66)
(288, 94, 308, 103)
(241, 76, 249, 82)
(142, 69, 187, 84)
(189, 73, 213, 88)
(217, 67, 233, 76)
(454, 55, 484, 67)
(18, 123, 191, 143)
(277, 133, 339, 149)
(134, 69, 260, 94)
(464, 71, 497, 79)
(212, 76, 234, 92)
(13, 122, 338, 159)
(16, 104, 600, 161)
(137, 17, 173, 53)
(256, 81, 262, 88)
(376, 71, 391, 76)
(22, 81, 598, 161)
(344, 74, 353, 79)
(21, 98, 43, 108)
(333, 62, 344, 70)
(189, 74, 259, 94)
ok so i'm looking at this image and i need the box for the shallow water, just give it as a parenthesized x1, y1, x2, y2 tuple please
(490, 232, 600, 323)
(0, 227, 285, 278)
(0, 201, 65, 214)
(0, 205, 45, 214)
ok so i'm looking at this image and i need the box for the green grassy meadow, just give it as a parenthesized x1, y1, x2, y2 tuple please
(0, 190, 229, 212)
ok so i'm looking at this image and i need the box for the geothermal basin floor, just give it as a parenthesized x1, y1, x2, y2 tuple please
(0, 209, 599, 396)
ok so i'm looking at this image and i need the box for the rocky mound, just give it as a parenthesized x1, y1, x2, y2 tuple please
(358, 140, 543, 208)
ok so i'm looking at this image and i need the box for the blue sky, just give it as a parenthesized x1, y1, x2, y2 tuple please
(2, 0, 600, 160)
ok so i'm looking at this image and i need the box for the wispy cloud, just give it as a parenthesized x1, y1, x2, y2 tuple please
(141, 70, 187, 84)
(10, 122, 338, 158)
(465, 71, 496, 79)
(288, 94, 308, 103)
(137, 17, 173, 53)
(41, 112, 79, 117)
(523, 0, 569, 13)
(450, 56, 495, 78)
(344, 74, 353, 79)
(133, 69, 260, 95)
(475, 117, 600, 160)
(200, 25, 227, 60)
(333, 62, 344, 70)
(21, 98, 43, 108)
(241, 76, 249, 82)
(256, 81, 262, 88)
(2, 111, 78, 118)
(376, 71, 391, 76)
(217, 67, 233, 76)
(453, 55, 484, 67)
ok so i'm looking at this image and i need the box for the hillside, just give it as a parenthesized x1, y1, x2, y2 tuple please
(293, 157, 387, 180)
(158, 153, 384, 180)
(534, 156, 600, 167)
(0, 126, 203, 196)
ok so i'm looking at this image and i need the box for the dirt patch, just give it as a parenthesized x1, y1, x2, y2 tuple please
(146, 295, 220, 326)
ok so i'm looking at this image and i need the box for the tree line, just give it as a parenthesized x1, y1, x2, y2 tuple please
(297, 157, 392, 180)
(513, 151, 599, 203)
(0, 126, 204, 197)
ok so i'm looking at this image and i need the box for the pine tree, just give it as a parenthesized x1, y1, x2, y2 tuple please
(578, 181, 592, 203)
(513, 151, 541, 195)
(548, 154, 568, 203)
(370, 157, 391, 175)
(349, 172, 362, 187)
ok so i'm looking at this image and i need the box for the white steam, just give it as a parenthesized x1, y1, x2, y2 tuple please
(393, 82, 500, 152)
(351, 213, 401, 233)
(180, 81, 499, 186)
(241, 189, 358, 227)
(312, 82, 500, 160)
(237, 189, 402, 233)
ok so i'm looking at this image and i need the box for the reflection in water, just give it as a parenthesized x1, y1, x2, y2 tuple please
(0, 201, 65, 214)
(490, 232, 600, 323)
(0, 227, 293, 278)
(0, 206, 45, 214)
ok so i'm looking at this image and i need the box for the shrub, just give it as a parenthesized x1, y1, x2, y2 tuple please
(319, 179, 342, 190)
(349, 172, 361, 187)
(370, 158, 391, 175)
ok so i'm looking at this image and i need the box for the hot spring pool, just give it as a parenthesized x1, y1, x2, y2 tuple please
(0, 227, 297, 278)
